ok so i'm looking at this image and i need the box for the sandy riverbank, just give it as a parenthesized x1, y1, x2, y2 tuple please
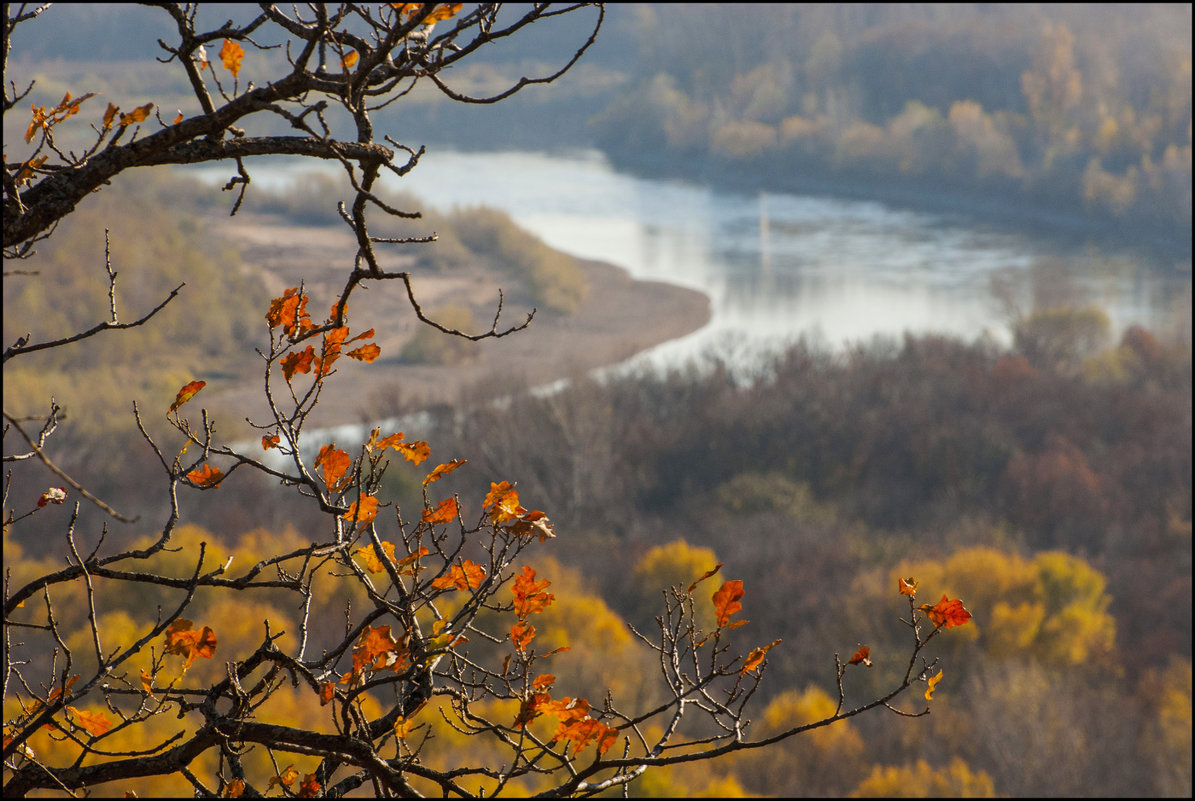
(206, 215, 711, 431)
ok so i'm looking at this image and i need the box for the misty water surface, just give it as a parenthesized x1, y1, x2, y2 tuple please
(184, 147, 1191, 371)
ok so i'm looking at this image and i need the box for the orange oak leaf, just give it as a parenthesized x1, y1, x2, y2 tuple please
(484, 481, 515, 505)
(347, 342, 380, 362)
(432, 559, 486, 591)
(118, 102, 153, 127)
(687, 562, 724, 593)
(395, 545, 430, 576)
(219, 39, 244, 76)
(45, 675, 80, 706)
(187, 464, 224, 488)
(140, 670, 154, 695)
(394, 440, 431, 465)
(318, 682, 335, 706)
(541, 695, 590, 723)
(348, 625, 407, 679)
(511, 566, 555, 618)
(394, 715, 416, 739)
(168, 380, 206, 414)
(315, 444, 352, 490)
(425, 3, 464, 22)
(13, 155, 47, 185)
(421, 497, 458, 525)
(268, 765, 300, 792)
(342, 496, 379, 525)
(102, 101, 119, 130)
(316, 326, 350, 376)
(172, 109, 184, 124)
(741, 638, 782, 674)
(341, 50, 359, 68)
(164, 619, 217, 670)
(514, 692, 551, 728)
(920, 594, 972, 629)
(355, 541, 398, 573)
(511, 620, 536, 652)
(266, 287, 314, 337)
(423, 459, 467, 486)
(298, 774, 321, 798)
(713, 580, 747, 629)
(226, 779, 245, 797)
(506, 508, 557, 541)
(281, 345, 316, 382)
(367, 428, 404, 451)
(24, 105, 46, 143)
(551, 715, 618, 755)
(484, 481, 524, 523)
(925, 669, 943, 701)
(65, 707, 112, 737)
(261, 434, 281, 450)
(533, 674, 556, 691)
(898, 576, 919, 597)
(848, 644, 872, 667)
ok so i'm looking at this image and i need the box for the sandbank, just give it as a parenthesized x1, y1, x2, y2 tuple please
(205, 215, 711, 431)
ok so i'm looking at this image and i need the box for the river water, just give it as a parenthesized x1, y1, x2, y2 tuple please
(184, 147, 1191, 372)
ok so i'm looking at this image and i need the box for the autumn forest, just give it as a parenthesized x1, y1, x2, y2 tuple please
(3, 3, 1191, 798)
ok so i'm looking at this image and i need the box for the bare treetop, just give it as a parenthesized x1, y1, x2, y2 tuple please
(4, 3, 603, 260)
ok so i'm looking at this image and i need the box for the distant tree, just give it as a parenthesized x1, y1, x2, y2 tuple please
(3, 4, 974, 796)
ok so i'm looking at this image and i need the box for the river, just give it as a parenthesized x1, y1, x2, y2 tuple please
(184, 146, 1192, 373)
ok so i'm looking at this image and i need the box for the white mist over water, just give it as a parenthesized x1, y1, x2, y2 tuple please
(182, 146, 1188, 374)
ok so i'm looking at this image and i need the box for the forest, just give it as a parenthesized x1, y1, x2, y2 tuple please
(7, 5, 1191, 244)
(4, 168, 1191, 796)
(585, 4, 1193, 241)
(3, 3, 1191, 797)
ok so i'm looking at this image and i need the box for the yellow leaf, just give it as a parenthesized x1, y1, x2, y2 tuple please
(925, 669, 943, 701)
(341, 50, 359, 68)
(394, 715, 416, 738)
(168, 379, 206, 414)
(66, 706, 113, 737)
(342, 496, 379, 525)
(355, 541, 397, 572)
(219, 39, 245, 77)
(119, 102, 154, 127)
(423, 459, 466, 486)
(741, 638, 782, 674)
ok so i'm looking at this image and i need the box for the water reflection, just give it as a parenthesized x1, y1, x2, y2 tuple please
(180, 147, 1190, 367)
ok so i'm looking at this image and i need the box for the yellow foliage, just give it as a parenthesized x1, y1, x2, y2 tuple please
(849, 757, 997, 797)
(893, 546, 1115, 668)
(633, 539, 721, 630)
(632, 762, 751, 797)
(760, 686, 863, 756)
(1013, 305, 1112, 376)
(985, 600, 1046, 658)
(726, 686, 865, 795)
(1139, 657, 1193, 796)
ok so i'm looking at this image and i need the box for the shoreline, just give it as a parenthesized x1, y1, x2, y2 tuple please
(206, 216, 712, 432)
(602, 147, 1192, 267)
